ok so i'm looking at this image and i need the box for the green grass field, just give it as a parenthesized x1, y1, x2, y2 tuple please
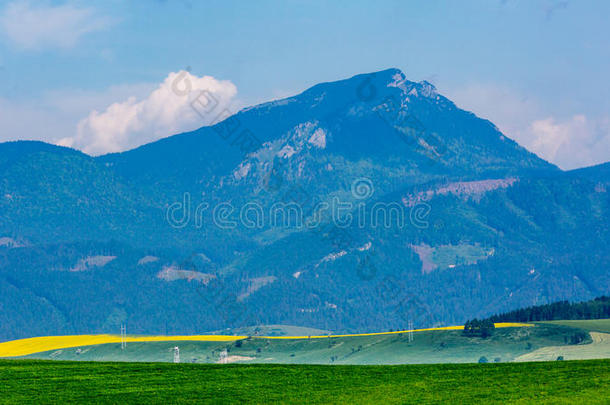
(539, 319, 610, 333)
(0, 359, 608, 404)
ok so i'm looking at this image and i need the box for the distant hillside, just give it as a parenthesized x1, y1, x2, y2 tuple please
(15, 323, 599, 364)
(567, 161, 610, 182)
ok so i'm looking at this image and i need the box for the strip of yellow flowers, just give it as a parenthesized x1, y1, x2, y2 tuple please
(0, 323, 531, 357)
(262, 323, 531, 339)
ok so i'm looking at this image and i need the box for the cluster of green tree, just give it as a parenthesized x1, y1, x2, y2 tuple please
(486, 296, 610, 323)
(463, 319, 495, 338)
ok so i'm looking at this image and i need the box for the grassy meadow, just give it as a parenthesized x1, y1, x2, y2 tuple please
(539, 319, 610, 333)
(0, 359, 608, 404)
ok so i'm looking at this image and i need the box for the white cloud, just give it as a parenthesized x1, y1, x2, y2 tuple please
(528, 115, 610, 170)
(57, 71, 238, 155)
(0, 1, 111, 50)
(444, 83, 610, 170)
(0, 83, 156, 145)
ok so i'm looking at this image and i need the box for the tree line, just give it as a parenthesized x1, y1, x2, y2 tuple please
(485, 296, 610, 323)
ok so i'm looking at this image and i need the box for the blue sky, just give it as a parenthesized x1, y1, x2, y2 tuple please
(0, 0, 608, 168)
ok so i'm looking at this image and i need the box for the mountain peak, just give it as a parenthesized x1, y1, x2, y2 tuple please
(242, 68, 434, 117)
(345, 67, 407, 87)
(381, 68, 437, 98)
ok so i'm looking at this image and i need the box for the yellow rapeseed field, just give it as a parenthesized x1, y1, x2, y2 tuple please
(0, 335, 245, 357)
(0, 323, 532, 357)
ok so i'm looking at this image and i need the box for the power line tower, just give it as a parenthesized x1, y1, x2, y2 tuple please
(120, 324, 127, 350)
(173, 346, 180, 363)
(408, 319, 414, 343)
(219, 348, 228, 364)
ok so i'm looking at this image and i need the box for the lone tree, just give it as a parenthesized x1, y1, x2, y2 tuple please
(463, 319, 495, 338)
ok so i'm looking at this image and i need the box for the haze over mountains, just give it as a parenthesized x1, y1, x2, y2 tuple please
(0, 69, 608, 340)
